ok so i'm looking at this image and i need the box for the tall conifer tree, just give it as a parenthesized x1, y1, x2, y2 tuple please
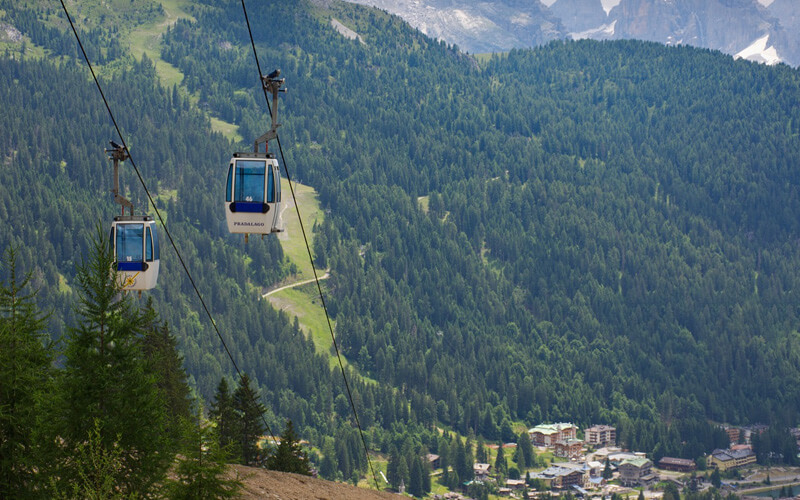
(495, 441, 508, 477)
(141, 298, 192, 449)
(50, 227, 171, 495)
(233, 374, 266, 465)
(0, 247, 52, 497)
(210, 377, 238, 458)
(266, 419, 311, 475)
(166, 418, 242, 500)
(408, 455, 424, 498)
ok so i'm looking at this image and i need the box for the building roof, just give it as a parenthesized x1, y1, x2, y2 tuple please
(594, 446, 622, 456)
(608, 452, 639, 463)
(659, 457, 695, 467)
(529, 423, 577, 434)
(556, 438, 584, 446)
(474, 463, 491, 473)
(711, 448, 755, 461)
(620, 457, 651, 468)
(533, 465, 585, 478)
(557, 461, 590, 472)
(586, 425, 616, 432)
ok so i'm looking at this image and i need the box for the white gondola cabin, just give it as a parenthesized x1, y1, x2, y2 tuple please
(224, 152, 283, 236)
(109, 215, 160, 291)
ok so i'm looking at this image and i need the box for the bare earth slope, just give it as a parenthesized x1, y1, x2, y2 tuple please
(233, 466, 401, 500)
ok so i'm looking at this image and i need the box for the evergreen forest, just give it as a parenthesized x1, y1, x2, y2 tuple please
(2, 0, 800, 494)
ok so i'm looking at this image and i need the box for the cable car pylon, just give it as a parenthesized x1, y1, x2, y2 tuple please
(106, 142, 160, 295)
(225, 70, 286, 242)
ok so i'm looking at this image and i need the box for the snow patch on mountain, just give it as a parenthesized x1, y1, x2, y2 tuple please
(602, 0, 622, 15)
(511, 13, 534, 27)
(735, 35, 781, 65)
(570, 20, 616, 40)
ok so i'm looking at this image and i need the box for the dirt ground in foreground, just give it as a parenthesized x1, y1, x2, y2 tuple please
(232, 465, 403, 500)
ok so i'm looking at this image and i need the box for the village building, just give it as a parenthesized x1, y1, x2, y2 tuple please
(427, 454, 440, 470)
(530, 464, 587, 490)
(607, 451, 644, 465)
(723, 426, 741, 445)
(658, 457, 697, 473)
(555, 438, 585, 459)
(587, 460, 604, 478)
(474, 463, 492, 481)
(529, 423, 578, 447)
(505, 478, 526, 490)
(590, 446, 621, 463)
(585, 425, 616, 447)
(708, 448, 756, 471)
(618, 457, 657, 487)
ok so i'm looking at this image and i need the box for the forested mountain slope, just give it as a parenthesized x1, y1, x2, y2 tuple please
(0, 6, 442, 478)
(159, 0, 800, 445)
(2, 0, 800, 467)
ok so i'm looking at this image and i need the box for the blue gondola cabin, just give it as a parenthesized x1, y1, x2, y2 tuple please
(109, 216, 160, 291)
(225, 152, 283, 235)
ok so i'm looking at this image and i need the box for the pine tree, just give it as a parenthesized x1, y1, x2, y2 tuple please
(454, 436, 469, 483)
(387, 445, 401, 490)
(319, 438, 338, 479)
(396, 455, 410, 492)
(495, 441, 508, 477)
(422, 454, 432, 494)
(518, 431, 534, 470)
(711, 467, 721, 488)
(49, 228, 171, 495)
(210, 377, 238, 458)
(465, 436, 475, 481)
(0, 246, 53, 497)
(52, 419, 129, 500)
(476, 435, 488, 463)
(663, 481, 680, 500)
(233, 374, 266, 465)
(449, 470, 460, 490)
(603, 457, 613, 479)
(266, 420, 311, 475)
(514, 439, 526, 471)
(166, 418, 242, 500)
(408, 455, 424, 498)
(140, 298, 191, 449)
(438, 435, 450, 483)
(335, 433, 353, 479)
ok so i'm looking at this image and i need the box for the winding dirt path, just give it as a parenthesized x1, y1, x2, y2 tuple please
(262, 272, 330, 298)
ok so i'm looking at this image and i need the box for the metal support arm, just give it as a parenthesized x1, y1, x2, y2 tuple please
(254, 69, 286, 153)
(105, 141, 134, 215)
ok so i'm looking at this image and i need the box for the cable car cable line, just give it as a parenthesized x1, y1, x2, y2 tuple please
(238, 0, 381, 489)
(58, 0, 278, 446)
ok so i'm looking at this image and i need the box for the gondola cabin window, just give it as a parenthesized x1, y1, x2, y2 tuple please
(234, 160, 271, 203)
(117, 223, 144, 263)
(145, 225, 159, 261)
